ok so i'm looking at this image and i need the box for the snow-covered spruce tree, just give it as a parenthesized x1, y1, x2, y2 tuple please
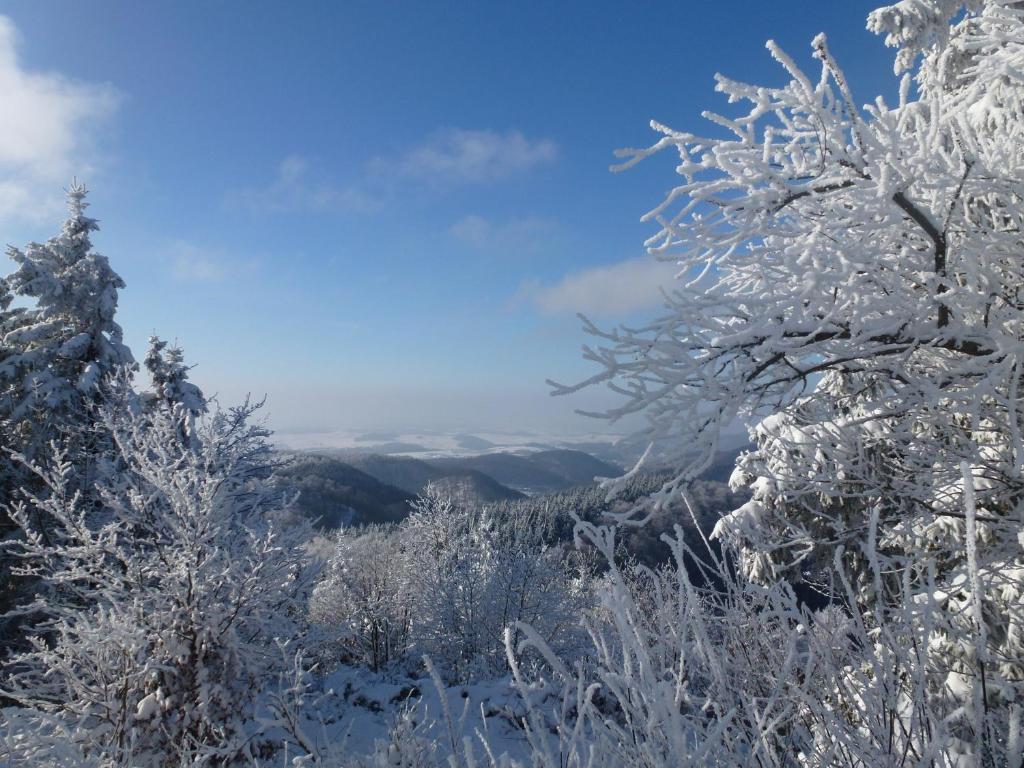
(142, 335, 207, 448)
(0, 398, 312, 766)
(0, 276, 34, 644)
(0, 184, 134, 469)
(0, 273, 32, 511)
(143, 335, 206, 415)
(0, 275, 27, 468)
(0, 186, 135, 648)
(528, 1, 1024, 765)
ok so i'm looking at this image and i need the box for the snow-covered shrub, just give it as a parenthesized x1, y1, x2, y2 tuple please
(0, 399, 314, 766)
(310, 524, 413, 672)
(507, 521, 784, 768)
(402, 487, 590, 684)
(310, 487, 591, 684)
(357, 704, 439, 768)
(507, 515, 1022, 767)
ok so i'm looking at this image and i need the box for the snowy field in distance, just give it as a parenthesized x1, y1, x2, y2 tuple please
(273, 427, 632, 460)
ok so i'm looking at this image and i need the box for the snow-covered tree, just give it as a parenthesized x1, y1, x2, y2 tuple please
(0, 183, 134, 471)
(310, 488, 590, 684)
(0, 400, 312, 765)
(143, 336, 205, 416)
(541, 0, 1024, 764)
(0, 187, 138, 649)
(402, 488, 588, 683)
(309, 524, 413, 672)
(0, 276, 32, 502)
(559, 0, 1024, 496)
(0, 276, 25, 444)
(142, 335, 206, 448)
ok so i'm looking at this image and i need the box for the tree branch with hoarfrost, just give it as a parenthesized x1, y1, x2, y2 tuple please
(553, 1, 1024, 502)
(532, 1, 1024, 765)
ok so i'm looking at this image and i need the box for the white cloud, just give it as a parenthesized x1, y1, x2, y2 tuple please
(227, 154, 379, 214)
(383, 128, 557, 183)
(448, 214, 558, 250)
(0, 16, 119, 224)
(524, 257, 680, 317)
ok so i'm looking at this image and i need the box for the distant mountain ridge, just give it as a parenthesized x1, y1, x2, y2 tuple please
(276, 446, 750, 531)
(343, 454, 525, 502)
(518, 449, 622, 486)
(275, 454, 415, 528)
(276, 448, 625, 528)
(426, 449, 622, 494)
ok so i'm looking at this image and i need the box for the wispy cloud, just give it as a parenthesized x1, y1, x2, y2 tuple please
(231, 128, 557, 217)
(169, 241, 261, 284)
(226, 154, 379, 215)
(0, 16, 120, 224)
(521, 257, 680, 317)
(448, 214, 558, 250)
(171, 242, 226, 283)
(383, 128, 557, 184)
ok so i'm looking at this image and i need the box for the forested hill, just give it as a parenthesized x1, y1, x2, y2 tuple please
(426, 449, 622, 494)
(276, 447, 748, 554)
(274, 454, 416, 528)
(487, 471, 749, 568)
(342, 453, 526, 500)
(276, 447, 622, 527)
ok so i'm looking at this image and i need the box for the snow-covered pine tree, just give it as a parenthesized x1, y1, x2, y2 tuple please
(0, 276, 29, 501)
(0, 186, 136, 649)
(142, 335, 206, 448)
(0, 183, 134, 471)
(0, 276, 35, 643)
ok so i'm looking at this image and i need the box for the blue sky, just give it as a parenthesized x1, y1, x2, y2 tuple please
(0, 1, 892, 434)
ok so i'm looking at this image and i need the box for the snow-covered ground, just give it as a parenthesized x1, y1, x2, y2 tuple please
(281, 666, 539, 764)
